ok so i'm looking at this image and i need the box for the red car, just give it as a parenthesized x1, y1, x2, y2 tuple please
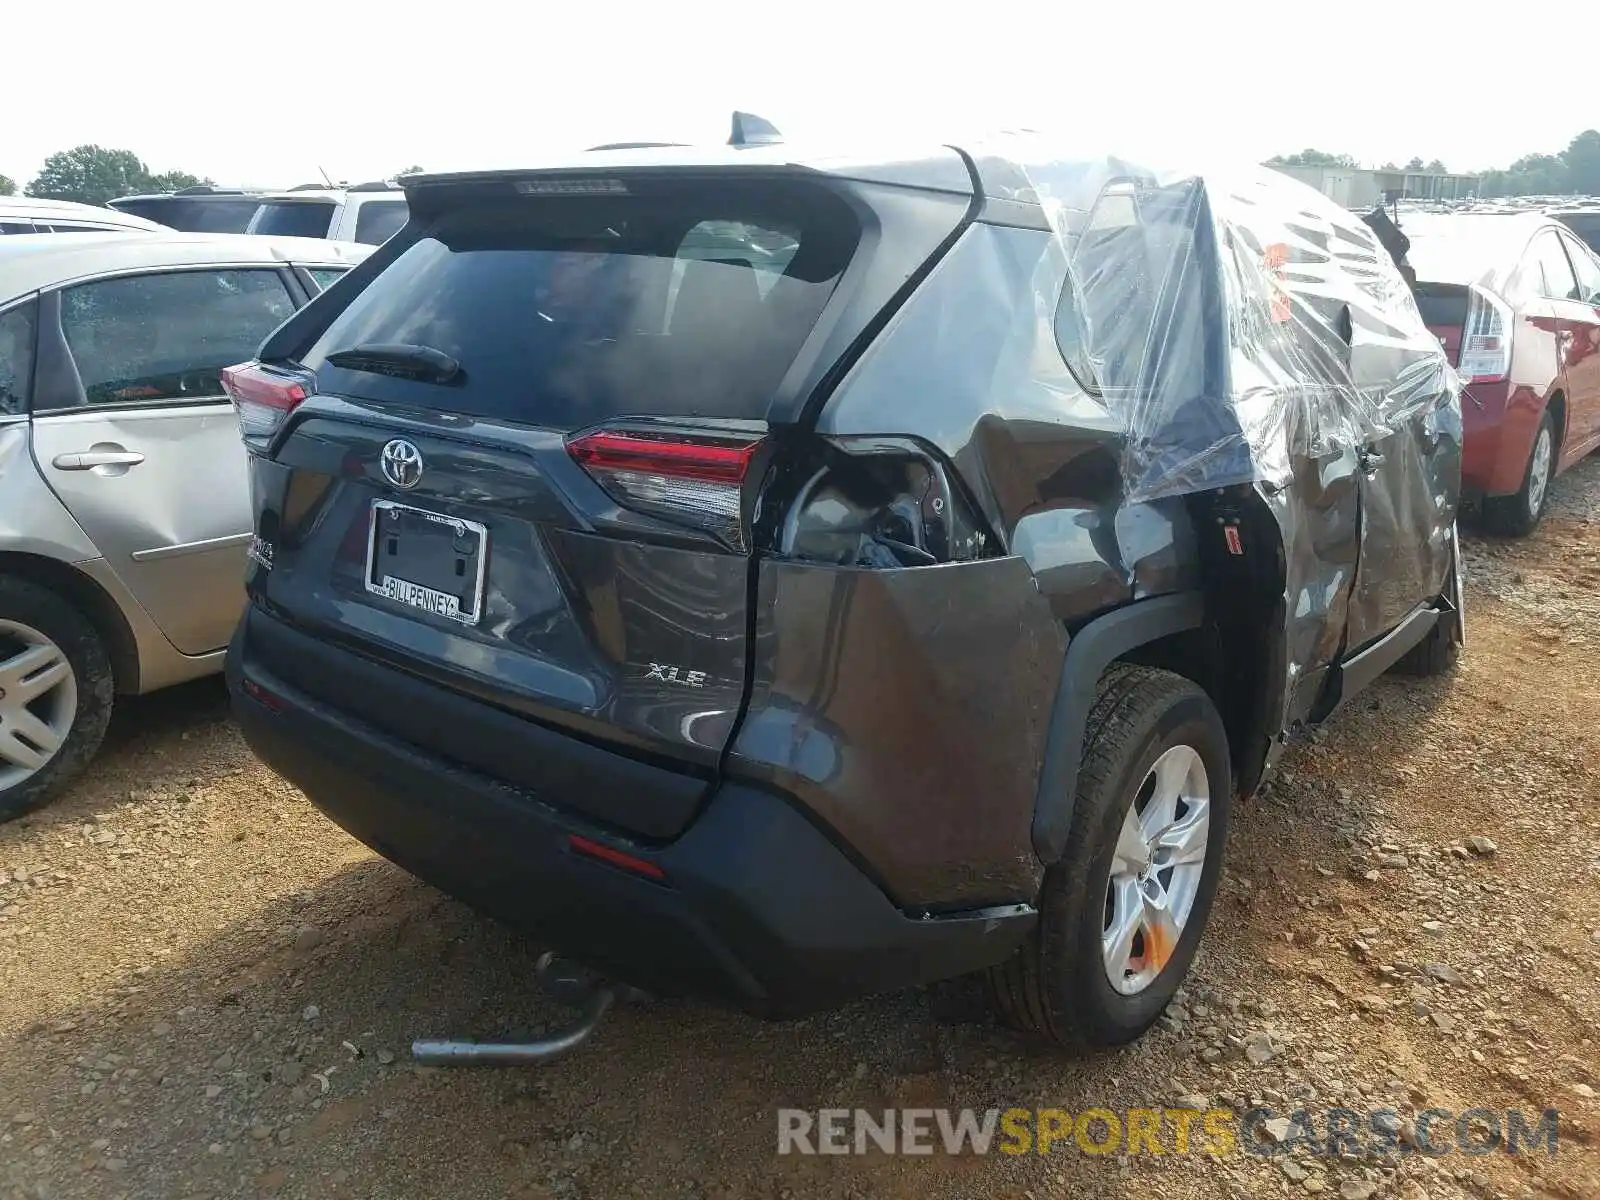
(1403, 213, 1600, 534)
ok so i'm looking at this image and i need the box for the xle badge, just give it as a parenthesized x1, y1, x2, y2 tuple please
(647, 664, 708, 688)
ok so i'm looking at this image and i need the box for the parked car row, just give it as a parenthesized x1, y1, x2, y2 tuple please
(0, 120, 1590, 1058)
(4, 182, 411, 245)
(108, 182, 410, 244)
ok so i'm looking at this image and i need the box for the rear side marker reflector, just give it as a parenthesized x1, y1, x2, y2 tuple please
(241, 678, 288, 713)
(568, 834, 666, 880)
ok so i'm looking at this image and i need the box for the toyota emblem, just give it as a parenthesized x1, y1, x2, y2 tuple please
(380, 439, 424, 489)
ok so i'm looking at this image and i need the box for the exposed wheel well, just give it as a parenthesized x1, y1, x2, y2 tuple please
(1117, 488, 1287, 800)
(1117, 619, 1270, 800)
(1546, 391, 1566, 453)
(0, 552, 140, 694)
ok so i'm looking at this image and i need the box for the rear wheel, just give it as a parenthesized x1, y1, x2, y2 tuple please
(990, 665, 1231, 1049)
(0, 577, 115, 822)
(1483, 410, 1555, 537)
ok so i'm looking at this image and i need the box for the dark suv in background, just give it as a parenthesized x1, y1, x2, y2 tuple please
(108, 186, 266, 233)
(222, 129, 1463, 1048)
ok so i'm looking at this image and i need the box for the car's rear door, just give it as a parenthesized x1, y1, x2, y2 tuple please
(1553, 230, 1600, 460)
(29, 265, 301, 655)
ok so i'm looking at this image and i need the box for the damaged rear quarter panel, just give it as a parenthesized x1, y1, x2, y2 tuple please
(729, 555, 1064, 910)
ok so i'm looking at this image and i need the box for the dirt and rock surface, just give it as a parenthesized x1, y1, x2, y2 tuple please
(3, 459, 1599, 1200)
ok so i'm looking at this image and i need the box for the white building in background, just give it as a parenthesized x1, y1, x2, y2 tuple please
(1268, 164, 1479, 207)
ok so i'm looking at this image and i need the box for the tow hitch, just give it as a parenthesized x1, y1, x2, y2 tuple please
(411, 952, 642, 1066)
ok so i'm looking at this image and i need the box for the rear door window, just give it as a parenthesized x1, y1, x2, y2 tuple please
(1558, 234, 1600, 305)
(298, 178, 861, 428)
(352, 200, 407, 245)
(1525, 231, 1578, 300)
(1557, 213, 1600, 256)
(0, 301, 37, 415)
(304, 267, 348, 291)
(58, 270, 297, 408)
(252, 201, 336, 239)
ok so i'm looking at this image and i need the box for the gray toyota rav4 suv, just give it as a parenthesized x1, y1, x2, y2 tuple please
(223, 130, 1464, 1048)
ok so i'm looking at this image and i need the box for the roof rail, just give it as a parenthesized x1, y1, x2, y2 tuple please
(728, 111, 782, 148)
(287, 183, 331, 192)
(175, 185, 256, 196)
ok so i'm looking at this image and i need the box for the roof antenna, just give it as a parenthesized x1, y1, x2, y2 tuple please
(317, 165, 335, 187)
(728, 111, 783, 148)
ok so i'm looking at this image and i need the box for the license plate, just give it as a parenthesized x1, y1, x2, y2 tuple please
(364, 500, 488, 626)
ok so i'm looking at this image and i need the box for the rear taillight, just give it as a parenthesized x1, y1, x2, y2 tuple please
(220, 361, 313, 448)
(567, 429, 763, 549)
(1459, 288, 1513, 383)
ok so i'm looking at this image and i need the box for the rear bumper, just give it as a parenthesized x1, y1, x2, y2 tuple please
(1461, 381, 1539, 498)
(227, 608, 1034, 1015)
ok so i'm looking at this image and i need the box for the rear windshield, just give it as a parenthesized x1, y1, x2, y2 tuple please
(1413, 283, 1469, 330)
(253, 201, 336, 239)
(353, 200, 408, 245)
(298, 179, 860, 427)
(112, 197, 262, 233)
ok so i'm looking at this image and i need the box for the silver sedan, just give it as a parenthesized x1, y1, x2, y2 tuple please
(0, 232, 370, 818)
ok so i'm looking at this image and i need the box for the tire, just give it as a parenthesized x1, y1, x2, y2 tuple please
(990, 664, 1232, 1049)
(0, 577, 115, 822)
(1483, 410, 1555, 537)
(1393, 522, 1465, 677)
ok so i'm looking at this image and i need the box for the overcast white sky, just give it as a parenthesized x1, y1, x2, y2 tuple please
(7, 0, 1592, 189)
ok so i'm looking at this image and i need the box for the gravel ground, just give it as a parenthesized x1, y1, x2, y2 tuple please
(2, 456, 1599, 1200)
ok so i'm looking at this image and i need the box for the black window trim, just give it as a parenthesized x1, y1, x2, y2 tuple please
(30, 264, 304, 416)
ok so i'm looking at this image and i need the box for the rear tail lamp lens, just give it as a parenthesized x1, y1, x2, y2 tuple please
(220, 361, 314, 447)
(567, 429, 763, 549)
(1459, 288, 1513, 383)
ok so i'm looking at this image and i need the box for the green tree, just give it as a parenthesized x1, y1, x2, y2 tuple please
(0, 173, 15, 196)
(1424, 159, 1447, 173)
(1267, 149, 1358, 168)
(1476, 154, 1566, 197)
(1562, 129, 1600, 195)
(1405, 156, 1425, 170)
(27, 145, 151, 205)
(395, 165, 426, 177)
(146, 170, 211, 192)
(25, 145, 212, 205)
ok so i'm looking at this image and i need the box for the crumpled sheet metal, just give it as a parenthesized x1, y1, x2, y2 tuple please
(968, 138, 1463, 502)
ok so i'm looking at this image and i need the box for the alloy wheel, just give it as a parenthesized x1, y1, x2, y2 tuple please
(1527, 426, 1553, 521)
(0, 620, 78, 791)
(1102, 744, 1211, 996)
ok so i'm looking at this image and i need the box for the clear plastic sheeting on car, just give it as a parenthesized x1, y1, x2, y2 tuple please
(967, 137, 1463, 502)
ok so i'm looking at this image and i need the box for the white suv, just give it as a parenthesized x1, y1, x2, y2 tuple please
(244, 182, 408, 245)
(1, 195, 163, 236)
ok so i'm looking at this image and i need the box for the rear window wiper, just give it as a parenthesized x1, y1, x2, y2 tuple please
(324, 343, 462, 385)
